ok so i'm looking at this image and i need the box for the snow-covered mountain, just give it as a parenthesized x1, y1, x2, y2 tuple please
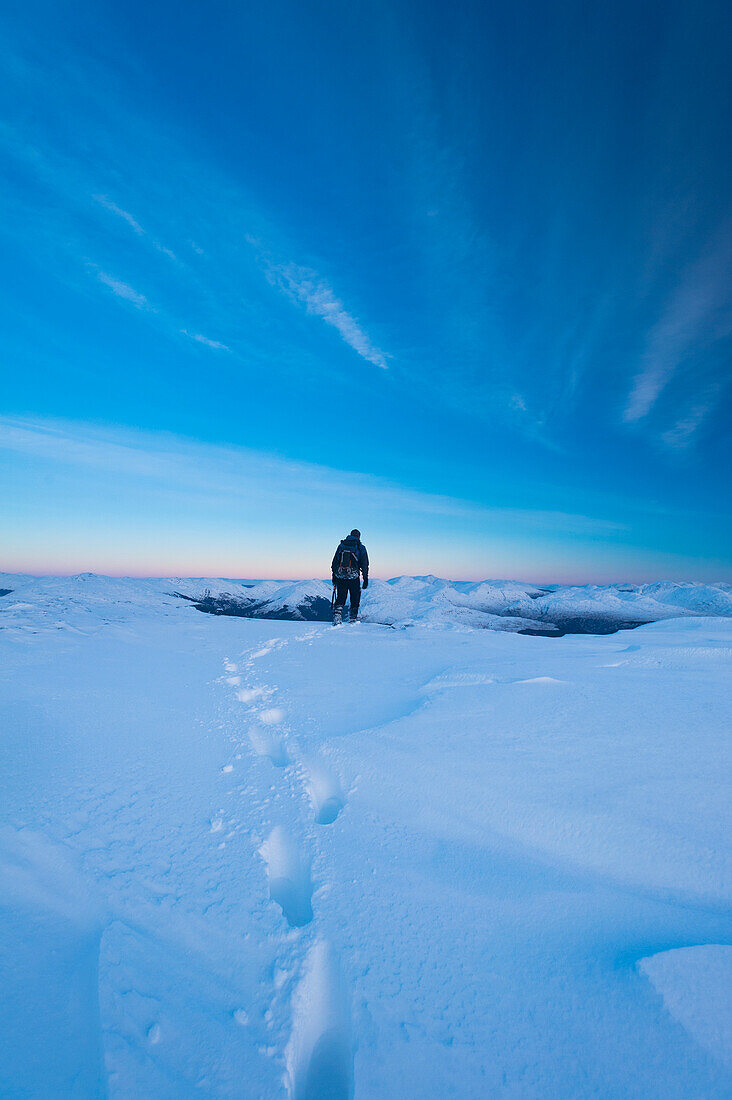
(1, 573, 731, 636)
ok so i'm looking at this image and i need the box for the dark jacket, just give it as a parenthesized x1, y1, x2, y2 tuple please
(332, 536, 369, 581)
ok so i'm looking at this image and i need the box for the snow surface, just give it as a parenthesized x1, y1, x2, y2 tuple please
(638, 945, 732, 1071)
(1, 575, 731, 1097)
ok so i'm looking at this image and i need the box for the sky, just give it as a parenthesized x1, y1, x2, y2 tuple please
(1, 0, 730, 581)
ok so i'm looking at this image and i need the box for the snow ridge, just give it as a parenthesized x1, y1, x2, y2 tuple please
(2, 573, 730, 636)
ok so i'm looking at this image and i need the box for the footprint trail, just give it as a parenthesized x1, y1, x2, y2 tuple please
(219, 631, 354, 1092)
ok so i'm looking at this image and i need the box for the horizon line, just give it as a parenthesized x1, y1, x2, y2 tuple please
(0, 568, 728, 587)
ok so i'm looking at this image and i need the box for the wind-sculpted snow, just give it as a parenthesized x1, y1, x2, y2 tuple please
(1, 584, 730, 1096)
(638, 945, 732, 1070)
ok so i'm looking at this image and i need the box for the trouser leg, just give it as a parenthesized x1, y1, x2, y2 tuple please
(335, 580, 349, 615)
(349, 579, 361, 618)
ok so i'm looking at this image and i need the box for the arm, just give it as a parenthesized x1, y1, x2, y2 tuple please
(360, 544, 369, 584)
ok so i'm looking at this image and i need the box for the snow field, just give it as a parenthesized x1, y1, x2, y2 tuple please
(218, 616, 732, 1097)
(0, 583, 730, 1097)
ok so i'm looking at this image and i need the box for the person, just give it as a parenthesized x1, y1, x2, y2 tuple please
(331, 529, 369, 624)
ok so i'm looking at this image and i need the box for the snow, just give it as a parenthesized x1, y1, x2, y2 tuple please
(0, 575, 730, 1097)
(2, 572, 731, 635)
(638, 945, 732, 1071)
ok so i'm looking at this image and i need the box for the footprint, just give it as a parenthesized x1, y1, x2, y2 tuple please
(259, 707, 286, 726)
(305, 762, 345, 825)
(237, 687, 266, 704)
(224, 660, 239, 673)
(286, 940, 353, 1099)
(226, 676, 241, 686)
(260, 827, 313, 928)
(249, 724, 290, 768)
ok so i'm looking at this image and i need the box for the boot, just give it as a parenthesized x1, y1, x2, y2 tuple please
(333, 605, 343, 626)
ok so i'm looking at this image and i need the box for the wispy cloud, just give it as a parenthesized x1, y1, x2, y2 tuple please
(93, 193, 178, 262)
(93, 194, 144, 235)
(90, 265, 232, 348)
(181, 330, 230, 352)
(96, 270, 149, 308)
(661, 390, 719, 449)
(0, 415, 623, 537)
(624, 226, 732, 423)
(4, 34, 385, 380)
(265, 259, 389, 369)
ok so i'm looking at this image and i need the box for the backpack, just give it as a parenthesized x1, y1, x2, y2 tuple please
(335, 542, 360, 579)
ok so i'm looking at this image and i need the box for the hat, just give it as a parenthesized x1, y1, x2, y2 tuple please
(350, 529, 361, 539)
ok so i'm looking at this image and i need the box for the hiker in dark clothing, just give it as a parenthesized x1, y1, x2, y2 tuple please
(331, 529, 369, 624)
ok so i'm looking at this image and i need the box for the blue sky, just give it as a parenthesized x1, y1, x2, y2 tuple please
(1, 0, 730, 580)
